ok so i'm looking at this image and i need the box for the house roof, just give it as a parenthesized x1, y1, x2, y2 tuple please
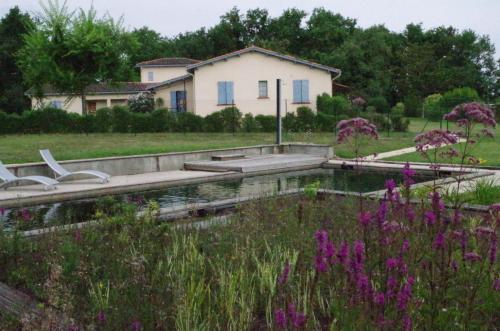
(26, 82, 158, 97)
(136, 57, 200, 68)
(186, 46, 341, 74)
(149, 74, 193, 90)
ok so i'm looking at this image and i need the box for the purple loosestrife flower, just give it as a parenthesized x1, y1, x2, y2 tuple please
(358, 211, 372, 227)
(464, 252, 482, 262)
(376, 200, 388, 225)
(432, 232, 445, 250)
(489, 235, 497, 265)
(278, 262, 291, 285)
(287, 304, 306, 328)
(274, 308, 287, 328)
(336, 117, 379, 144)
(424, 211, 437, 225)
(401, 239, 410, 254)
(403, 315, 412, 331)
(315, 254, 328, 273)
(97, 310, 106, 323)
(430, 191, 445, 212)
(21, 209, 31, 222)
(414, 129, 458, 153)
(494, 278, 500, 291)
(354, 240, 365, 264)
(405, 205, 416, 222)
(444, 102, 496, 128)
(402, 162, 416, 186)
(337, 241, 350, 266)
(386, 258, 399, 270)
(74, 229, 82, 242)
(386, 276, 398, 299)
(374, 292, 385, 306)
(130, 321, 142, 331)
(396, 276, 414, 311)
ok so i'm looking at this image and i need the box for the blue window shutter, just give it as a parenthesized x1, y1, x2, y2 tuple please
(218, 82, 226, 104)
(170, 91, 177, 111)
(226, 81, 234, 104)
(293, 80, 301, 103)
(301, 80, 309, 102)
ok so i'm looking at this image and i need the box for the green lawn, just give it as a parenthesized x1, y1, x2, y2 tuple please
(0, 117, 496, 165)
(384, 119, 500, 166)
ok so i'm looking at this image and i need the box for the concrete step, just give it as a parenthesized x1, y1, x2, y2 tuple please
(212, 154, 246, 161)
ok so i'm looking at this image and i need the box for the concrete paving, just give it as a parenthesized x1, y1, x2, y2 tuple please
(365, 138, 466, 161)
(184, 154, 327, 172)
(0, 170, 230, 208)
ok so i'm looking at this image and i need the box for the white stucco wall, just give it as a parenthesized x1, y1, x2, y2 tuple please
(154, 80, 194, 113)
(140, 67, 189, 83)
(32, 94, 135, 114)
(191, 52, 333, 117)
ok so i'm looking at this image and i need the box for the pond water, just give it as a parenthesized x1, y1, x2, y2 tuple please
(0, 168, 436, 230)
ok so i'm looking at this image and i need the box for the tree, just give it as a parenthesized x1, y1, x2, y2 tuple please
(18, 0, 134, 114)
(0, 6, 33, 113)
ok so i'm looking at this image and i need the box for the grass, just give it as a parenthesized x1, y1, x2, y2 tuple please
(0, 190, 497, 329)
(384, 119, 500, 166)
(0, 117, 497, 165)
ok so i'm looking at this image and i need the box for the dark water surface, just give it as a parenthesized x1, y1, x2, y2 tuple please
(0, 168, 435, 230)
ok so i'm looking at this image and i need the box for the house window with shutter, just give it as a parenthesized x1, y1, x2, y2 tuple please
(147, 71, 154, 82)
(258, 80, 268, 98)
(217, 81, 234, 105)
(292, 80, 310, 103)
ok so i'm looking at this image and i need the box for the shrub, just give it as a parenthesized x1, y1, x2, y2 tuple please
(317, 94, 351, 116)
(174, 112, 204, 132)
(423, 94, 444, 121)
(128, 92, 155, 113)
(295, 107, 316, 131)
(242, 113, 259, 132)
(150, 108, 175, 132)
(111, 106, 131, 133)
(440, 87, 480, 112)
(282, 112, 296, 132)
(315, 112, 336, 132)
(255, 115, 275, 132)
(130, 112, 152, 133)
(204, 111, 224, 132)
(403, 95, 422, 117)
(94, 107, 113, 133)
(367, 96, 389, 113)
(219, 107, 242, 133)
(390, 102, 409, 132)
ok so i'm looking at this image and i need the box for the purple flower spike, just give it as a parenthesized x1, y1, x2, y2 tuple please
(432, 232, 445, 250)
(424, 211, 436, 225)
(287, 304, 306, 328)
(274, 308, 287, 328)
(464, 252, 481, 262)
(97, 310, 106, 323)
(130, 321, 142, 331)
(358, 211, 372, 227)
(374, 292, 385, 306)
(386, 258, 398, 270)
(494, 278, 500, 291)
(278, 262, 291, 285)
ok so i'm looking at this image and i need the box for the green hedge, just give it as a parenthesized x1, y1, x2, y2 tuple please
(0, 104, 409, 135)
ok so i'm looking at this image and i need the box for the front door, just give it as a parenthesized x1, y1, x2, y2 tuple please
(176, 91, 186, 112)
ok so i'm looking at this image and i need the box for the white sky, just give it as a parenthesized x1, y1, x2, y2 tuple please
(2, 0, 499, 58)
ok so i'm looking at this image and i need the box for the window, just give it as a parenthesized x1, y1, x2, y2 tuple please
(217, 81, 234, 105)
(147, 71, 154, 82)
(50, 100, 63, 109)
(170, 90, 187, 112)
(293, 80, 309, 103)
(258, 80, 268, 98)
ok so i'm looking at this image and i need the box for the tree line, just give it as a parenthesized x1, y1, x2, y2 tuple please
(0, 2, 498, 115)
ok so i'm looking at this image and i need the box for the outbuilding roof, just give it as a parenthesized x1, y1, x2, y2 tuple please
(186, 46, 341, 74)
(136, 57, 200, 67)
(26, 82, 158, 96)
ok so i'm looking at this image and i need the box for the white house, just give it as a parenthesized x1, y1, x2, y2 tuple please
(29, 46, 341, 116)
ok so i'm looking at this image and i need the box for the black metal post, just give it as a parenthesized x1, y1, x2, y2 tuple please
(276, 79, 282, 145)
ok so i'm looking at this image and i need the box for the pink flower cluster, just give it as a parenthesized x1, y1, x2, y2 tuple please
(414, 129, 458, 152)
(443, 102, 496, 128)
(336, 118, 379, 144)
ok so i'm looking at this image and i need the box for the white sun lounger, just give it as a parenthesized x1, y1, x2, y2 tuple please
(40, 149, 110, 184)
(0, 161, 58, 191)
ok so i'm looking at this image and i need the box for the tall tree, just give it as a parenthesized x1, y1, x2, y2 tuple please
(18, 0, 134, 114)
(0, 6, 33, 113)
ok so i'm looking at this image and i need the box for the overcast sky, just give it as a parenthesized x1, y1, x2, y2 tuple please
(2, 0, 499, 57)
